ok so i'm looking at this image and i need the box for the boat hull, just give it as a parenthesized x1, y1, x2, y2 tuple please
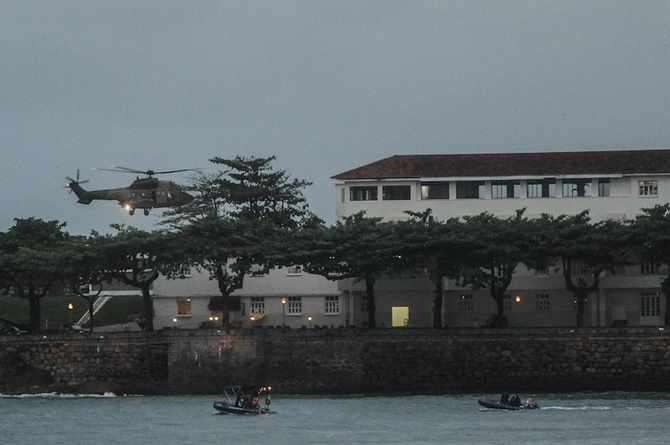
(213, 401, 272, 415)
(478, 398, 538, 410)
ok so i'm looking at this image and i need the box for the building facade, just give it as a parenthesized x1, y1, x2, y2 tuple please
(150, 149, 670, 330)
(331, 149, 670, 328)
(152, 266, 344, 330)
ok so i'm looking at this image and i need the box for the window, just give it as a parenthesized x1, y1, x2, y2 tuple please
(287, 296, 302, 315)
(562, 179, 591, 197)
(640, 256, 660, 275)
(598, 179, 610, 197)
(503, 294, 512, 312)
(421, 182, 450, 200)
(641, 293, 661, 317)
(527, 180, 556, 198)
(456, 182, 484, 199)
(250, 297, 265, 314)
(177, 298, 192, 316)
(325, 296, 340, 314)
(286, 265, 302, 275)
(536, 293, 550, 311)
(491, 181, 520, 199)
(569, 259, 589, 276)
(382, 185, 410, 200)
(639, 180, 658, 196)
(459, 294, 474, 312)
(573, 298, 589, 311)
(350, 186, 378, 201)
(250, 264, 267, 276)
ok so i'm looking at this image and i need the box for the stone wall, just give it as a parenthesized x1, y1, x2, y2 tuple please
(2, 327, 670, 395)
(0, 332, 168, 395)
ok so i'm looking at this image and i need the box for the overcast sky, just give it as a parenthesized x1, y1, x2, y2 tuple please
(2, 1, 669, 235)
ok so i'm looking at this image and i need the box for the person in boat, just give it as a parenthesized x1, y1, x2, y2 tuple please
(500, 393, 510, 404)
(510, 395, 521, 407)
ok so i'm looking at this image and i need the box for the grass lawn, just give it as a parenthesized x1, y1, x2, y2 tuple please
(0, 295, 144, 329)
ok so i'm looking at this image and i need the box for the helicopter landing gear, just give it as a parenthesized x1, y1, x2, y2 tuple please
(144, 209, 150, 216)
(129, 209, 135, 216)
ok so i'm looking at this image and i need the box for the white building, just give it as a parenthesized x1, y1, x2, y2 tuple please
(152, 266, 343, 330)
(331, 149, 670, 328)
(152, 149, 670, 329)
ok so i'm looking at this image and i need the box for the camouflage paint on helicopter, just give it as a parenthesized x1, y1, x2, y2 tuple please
(66, 166, 197, 215)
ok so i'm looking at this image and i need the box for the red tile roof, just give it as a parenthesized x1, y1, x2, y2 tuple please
(332, 149, 670, 180)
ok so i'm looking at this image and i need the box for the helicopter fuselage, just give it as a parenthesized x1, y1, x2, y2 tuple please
(68, 177, 193, 215)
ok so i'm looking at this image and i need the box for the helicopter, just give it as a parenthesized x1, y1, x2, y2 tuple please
(66, 166, 198, 215)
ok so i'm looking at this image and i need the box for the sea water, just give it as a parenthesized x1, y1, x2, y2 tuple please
(1, 392, 669, 445)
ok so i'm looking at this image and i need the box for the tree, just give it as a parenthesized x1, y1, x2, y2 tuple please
(399, 210, 468, 328)
(0, 218, 70, 332)
(457, 211, 535, 327)
(90, 225, 170, 331)
(163, 155, 319, 326)
(170, 216, 277, 325)
(632, 204, 670, 326)
(539, 211, 632, 327)
(60, 234, 109, 332)
(295, 212, 399, 328)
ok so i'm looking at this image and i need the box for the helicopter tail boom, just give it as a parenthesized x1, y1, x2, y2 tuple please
(68, 181, 93, 204)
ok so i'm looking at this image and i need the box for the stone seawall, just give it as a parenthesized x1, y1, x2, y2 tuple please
(2, 328, 670, 395)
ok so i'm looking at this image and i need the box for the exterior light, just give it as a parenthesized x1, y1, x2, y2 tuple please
(281, 298, 286, 327)
(308, 316, 312, 328)
(172, 317, 177, 329)
(68, 303, 74, 323)
(515, 295, 521, 303)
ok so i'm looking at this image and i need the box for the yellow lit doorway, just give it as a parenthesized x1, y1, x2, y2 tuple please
(392, 306, 409, 327)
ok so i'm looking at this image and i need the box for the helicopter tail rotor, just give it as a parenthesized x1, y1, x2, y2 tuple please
(65, 170, 92, 204)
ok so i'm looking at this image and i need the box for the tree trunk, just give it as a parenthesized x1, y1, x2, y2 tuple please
(662, 275, 670, 326)
(433, 276, 444, 328)
(365, 277, 376, 328)
(141, 284, 154, 331)
(575, 291, 587, 327)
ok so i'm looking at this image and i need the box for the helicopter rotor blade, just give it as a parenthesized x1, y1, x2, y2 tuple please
(94, 166, 146, 174)
(93, 166, 202, 177)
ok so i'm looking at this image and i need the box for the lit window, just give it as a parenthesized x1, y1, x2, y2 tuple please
(250, 297, 265, 314)
(536, 294, 550, 311)
(421, 182, 449, 200)
(287, 296, 302, 315)
(459, 294, 474, 312)
(382, 185, 410, 200)
(177, 298, 192, 316)
(350, 186, 378, 201)
(325, 296, 340, 314)
(639, 180, 658, 196)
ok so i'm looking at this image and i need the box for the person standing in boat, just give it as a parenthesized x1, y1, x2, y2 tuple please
(500, 393, 510, 404)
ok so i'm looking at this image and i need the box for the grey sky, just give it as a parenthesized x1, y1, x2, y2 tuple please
(2, 1, 669, 235)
